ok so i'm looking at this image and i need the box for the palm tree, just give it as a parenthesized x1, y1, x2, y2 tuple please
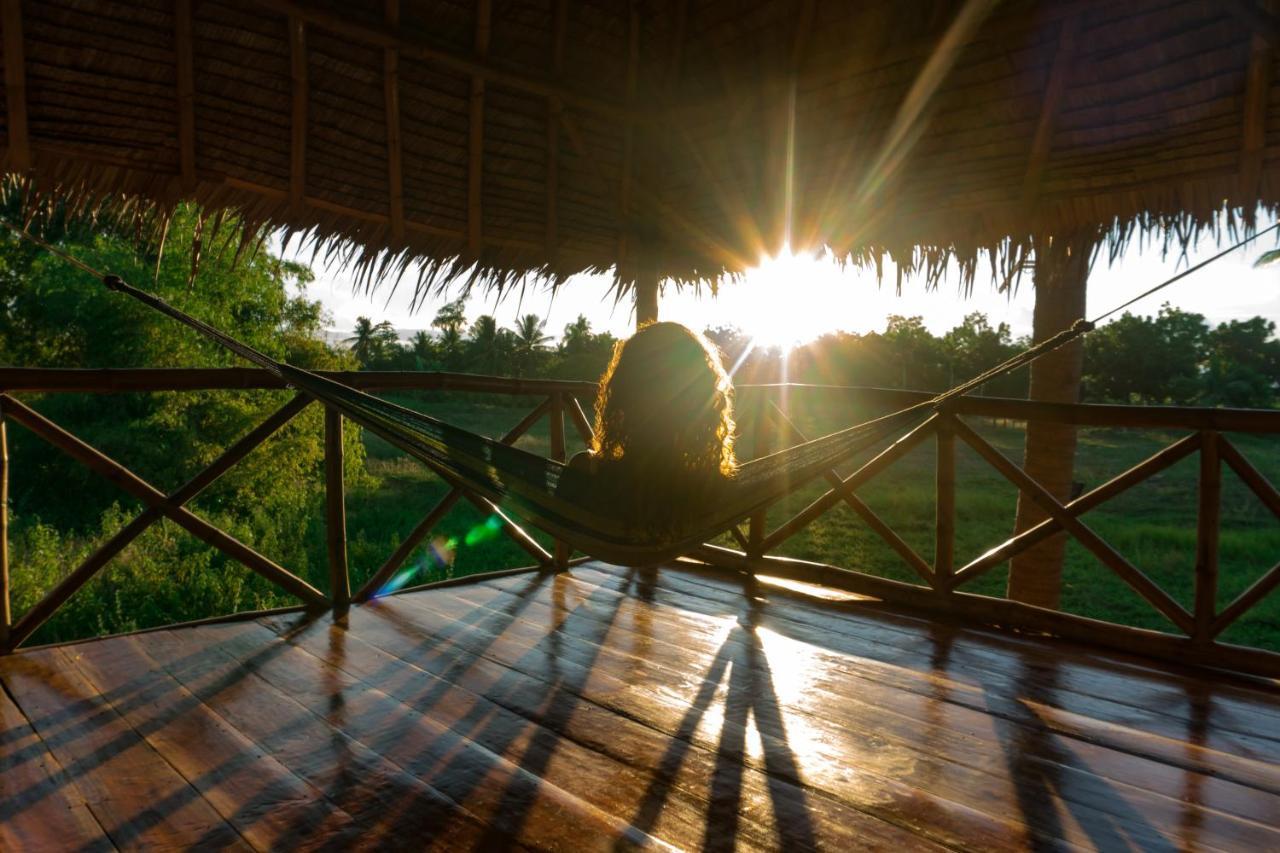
(468, 314, 508, 375)
(344, 316, 398, 368)
(560, 314, 592, 355)
(432, 297, 467, 336)
(409, 330, 434, 369)
(512, 313, 551, 377)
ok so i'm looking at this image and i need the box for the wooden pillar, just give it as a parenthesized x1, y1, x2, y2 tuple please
(1195, 430, 1221, 641)
(0, 400, 9, 651)
(1007, 231, 1092, 609)
(549, 392, 570, 568)
(934, 416, 955, 588)
(325, 407, 350, 610)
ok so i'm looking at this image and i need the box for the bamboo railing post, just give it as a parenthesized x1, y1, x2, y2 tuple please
(0, 398, 9, 651)
(1195, 430, 1221, 642)
(549, 392, 570, 568)
(934, 415, 956, 590)
(325, 407, 350, 610)
(748, 400, 770, 556)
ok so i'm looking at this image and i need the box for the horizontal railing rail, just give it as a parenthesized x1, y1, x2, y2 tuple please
(2, 368, 1279, 679)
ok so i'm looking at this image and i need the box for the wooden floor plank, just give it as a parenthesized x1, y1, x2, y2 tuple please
(0, 647, 249, 850)
(62, 634, 365, 851)
(648, 562, 1280, 736)
(400, 570, 1280, 851)
(445, 568, 1280, 832)
(262, 603, 937, 852)
(6, 559, 1280, 852)
(375, 579, 1063, 850)
(0, 676, 112, 852)
(140, 621, 517, 852)
(570, 564, 1280, 771)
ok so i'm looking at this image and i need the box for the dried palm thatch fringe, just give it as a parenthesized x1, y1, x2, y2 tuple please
(4, 1, 1280, 305)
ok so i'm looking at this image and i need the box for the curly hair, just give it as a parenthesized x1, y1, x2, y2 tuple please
(591, 321, 737, 478)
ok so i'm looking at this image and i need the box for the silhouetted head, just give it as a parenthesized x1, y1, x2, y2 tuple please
(592, 321, 737, 477)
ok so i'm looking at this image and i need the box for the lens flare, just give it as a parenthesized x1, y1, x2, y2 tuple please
(464, 514, 504, 547)
(375, 535, 457, 597)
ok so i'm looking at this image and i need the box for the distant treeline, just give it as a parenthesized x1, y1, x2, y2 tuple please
(354, 303, 1280, 409)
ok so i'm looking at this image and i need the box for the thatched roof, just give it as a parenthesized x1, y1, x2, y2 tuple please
(3, 0, 1279, 297)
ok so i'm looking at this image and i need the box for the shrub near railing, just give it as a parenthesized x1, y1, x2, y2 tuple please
(2, 369, 1279, 678)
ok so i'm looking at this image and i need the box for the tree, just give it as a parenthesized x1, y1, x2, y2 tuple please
(467, 314, 510, 375)
(1204, 317, 1280, 407)
(1, 204, 367, 641)
(941, 312, 1024, 397)
(1082, 305, 1207, 404)
(344, 316, 400, 368)
(1008, 231, 1093, 609)
(882, 315, 948, 390)
(431, 297, 467, 337)
(409, 329, 436, 369)
(560, 314, 594, 356)
(511, 313, 551, 377)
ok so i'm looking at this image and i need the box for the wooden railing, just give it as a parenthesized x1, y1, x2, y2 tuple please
(2, 368, 1279, 679)
(0, 368, 599, 652)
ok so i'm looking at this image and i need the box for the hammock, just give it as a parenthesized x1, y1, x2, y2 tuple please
(10, 217, 1269, 566)
(104, 275, 940, 565)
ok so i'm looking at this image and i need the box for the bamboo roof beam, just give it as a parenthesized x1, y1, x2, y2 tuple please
(384, 0, 404, 241)
(289, 16, 307, 212)
(254, 0, 633, 124)
(617, 2, 640, 272)
(468, 0, 491, 255)
(1242, 33, 1272, 196)
(174, 0, 196, 191)
(1225, 0, 1280, 49)
(545, 0, 566, 258)
(1, 0, 28, 172)
(1021, 14, 1081, 211)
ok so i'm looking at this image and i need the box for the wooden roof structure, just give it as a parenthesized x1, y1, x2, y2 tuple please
(3, 0, 1280, 296)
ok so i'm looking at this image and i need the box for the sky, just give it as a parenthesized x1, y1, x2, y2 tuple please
(282, 219, 1280, 348)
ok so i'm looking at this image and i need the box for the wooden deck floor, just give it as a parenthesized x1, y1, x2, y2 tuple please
(3, 562, 1280, 851)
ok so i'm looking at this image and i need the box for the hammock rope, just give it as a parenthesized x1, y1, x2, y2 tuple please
(1, 217, 1267, 566)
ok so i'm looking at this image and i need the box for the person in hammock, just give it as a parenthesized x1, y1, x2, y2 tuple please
(561, 321, 738, 539)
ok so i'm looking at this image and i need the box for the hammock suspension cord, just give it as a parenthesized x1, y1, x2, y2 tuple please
(1, 216, 1271, 565)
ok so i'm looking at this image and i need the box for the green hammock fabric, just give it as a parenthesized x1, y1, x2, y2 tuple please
(105, 275, 932, 565)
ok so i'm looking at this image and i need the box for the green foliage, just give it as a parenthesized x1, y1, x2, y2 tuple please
(2, 205, 366, 642)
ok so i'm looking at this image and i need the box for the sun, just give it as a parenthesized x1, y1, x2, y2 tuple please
(727, 246, 847, 351)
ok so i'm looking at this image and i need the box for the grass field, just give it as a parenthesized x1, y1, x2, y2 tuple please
(343, 391, 1280, 653)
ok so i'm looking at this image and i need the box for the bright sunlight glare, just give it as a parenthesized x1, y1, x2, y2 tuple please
(729, 245, 946, 352)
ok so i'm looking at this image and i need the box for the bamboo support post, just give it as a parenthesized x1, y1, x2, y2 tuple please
(288, 15, 307, 211)
(549, 392, 570, 568)
(467, 0, 492, 254)
(747, 404, 770, 556)
(174, 0, 196, 190)
(325, 407, 350, 610)
(0, 399, 9, 651)
(934, 415, 956, 586)
(1194, 430, 1221, 642)
(0, 394, 327, 610)
(384, 0, 405, 240)
(2, 0, 28, 172)
(354, 397, 551, 602)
